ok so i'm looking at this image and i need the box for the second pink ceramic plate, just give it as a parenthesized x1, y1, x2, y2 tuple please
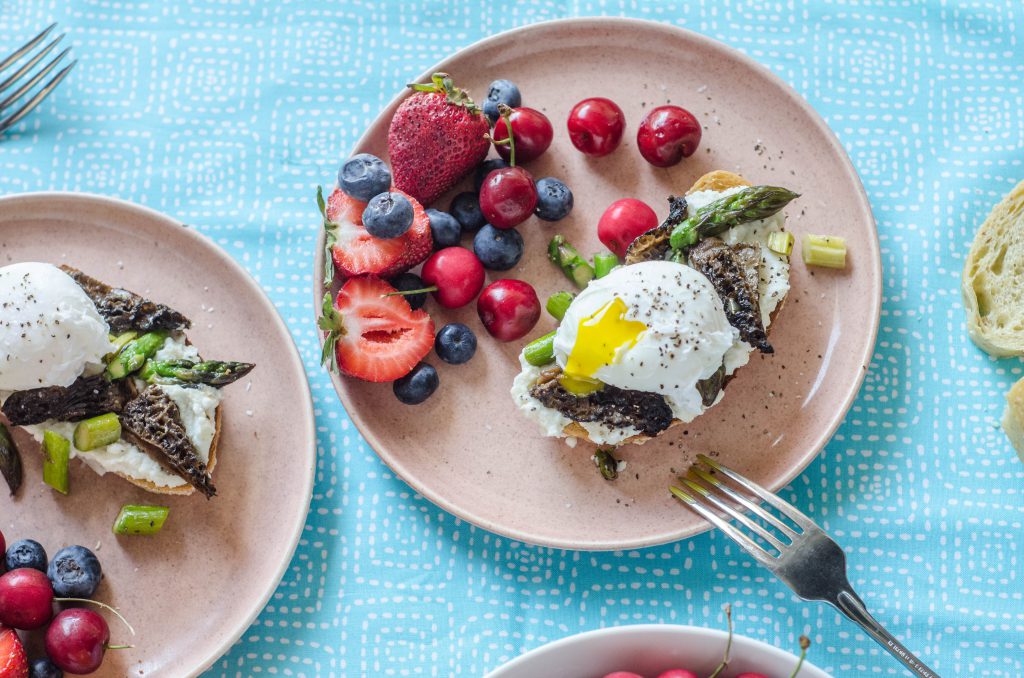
(315, 18, 880, 550)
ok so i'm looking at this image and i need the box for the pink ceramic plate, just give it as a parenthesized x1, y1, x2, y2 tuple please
(315, 18, 880, 550)
(0, 193, 316, 677)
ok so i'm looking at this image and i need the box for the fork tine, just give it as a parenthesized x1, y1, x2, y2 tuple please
(0, 60, 76, 135)
(681, 476, 788, 552)
(689, 466, 801, 540)
(0, 47, 70, 112)
(669, 485, 777, 567)
(0, 23, 57, 74)
(697, 454, 819, 532)
(0, 33, 66, 94)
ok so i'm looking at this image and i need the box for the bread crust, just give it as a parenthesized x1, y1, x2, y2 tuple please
(555, 170, 786, 446)
(1004, 378, 1024, 461)
(962, 179, 1024, 357)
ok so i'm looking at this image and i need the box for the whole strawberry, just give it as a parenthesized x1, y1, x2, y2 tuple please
(388, 72, 490, 206)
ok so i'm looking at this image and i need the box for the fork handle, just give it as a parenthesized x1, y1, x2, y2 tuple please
(833, 589, 942, 677)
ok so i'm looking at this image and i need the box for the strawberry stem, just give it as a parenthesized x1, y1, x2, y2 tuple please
(317, 185, 338, 287)
(497, 104, 516, 167)
(56, 597, 136, 636)
(407, 72, 482, 116)
(318, 292, 345, 372)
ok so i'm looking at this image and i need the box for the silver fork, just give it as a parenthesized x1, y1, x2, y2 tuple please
(672, 454, 941, 678)
(0, 23, 76, 135)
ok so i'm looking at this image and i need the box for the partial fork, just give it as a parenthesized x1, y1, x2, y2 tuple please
(0, 23, 76, 135)
(672, 455, 941, 678)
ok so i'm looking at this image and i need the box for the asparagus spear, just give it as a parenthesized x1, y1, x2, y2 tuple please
(593, 447, 620, 481)
(548, 235, 595, 289)
(139, 359, 255, 387)
(0, 423, 23, 496)
(73, 413, 122, 451)
(545, 291, 575, 321)
(523, 331, 556, 366)
(669, 185, 800, 250)
(105, 331, 168, 380)
(43, 430, 70, 495)
(593, 252, 619, 279)
(113, 505, 170, 535)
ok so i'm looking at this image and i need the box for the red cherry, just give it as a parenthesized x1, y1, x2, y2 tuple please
(0, 568, 53, 630)
(420, 247, 485, 309)
(567, 97, 625, 157)
(602, 673, 644, 678)
(735, 674, 770, 678)
(656, 670, 700, 678)
(636, 105, 702, 167)
(477, 280, 540, 342)
(597, 198, 659, 257)
(479, 166, 538, 229)
(493, 107, 553, 163)
(45, 608, 110, 674)
(0, 529, 5, 572)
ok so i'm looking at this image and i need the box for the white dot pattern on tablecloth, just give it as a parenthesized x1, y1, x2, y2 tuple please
(2, 1, 1024, 676)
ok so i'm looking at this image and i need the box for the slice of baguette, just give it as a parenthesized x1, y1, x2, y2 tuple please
(962, 180, 1024, 357)
(557, 170, 784, 446)
(1004, 378, 1024, 462)
(116, 405, 221, 496)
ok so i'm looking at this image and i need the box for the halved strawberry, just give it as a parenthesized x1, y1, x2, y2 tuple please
(319, 277, 434, 383)
(0, 625, 27, 678)
(325, 187, 431, 280)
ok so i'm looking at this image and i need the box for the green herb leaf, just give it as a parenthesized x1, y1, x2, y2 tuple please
(318, 186, 339, 287)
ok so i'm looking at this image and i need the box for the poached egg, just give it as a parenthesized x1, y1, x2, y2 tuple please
(0, 262, 111, 391)
(552, 261, 738, 423)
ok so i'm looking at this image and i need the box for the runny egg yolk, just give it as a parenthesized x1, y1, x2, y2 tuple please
(561, 297, 647, 394)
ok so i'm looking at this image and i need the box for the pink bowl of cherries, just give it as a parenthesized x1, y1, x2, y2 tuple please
(484, 611, 831, 678)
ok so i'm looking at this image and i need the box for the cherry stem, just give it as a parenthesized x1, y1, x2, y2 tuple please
(497, 103, 516, 167)
(105, 644, 134, 651)
(707, 603, 732, 678)
(383, 286, 437, 298)
(55, 597, 137, 636)
(787, 635, 811, 678)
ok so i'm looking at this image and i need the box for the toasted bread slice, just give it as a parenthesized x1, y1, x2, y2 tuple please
(1004, 378, 1024, 462)
(962, 180, 1024, 357)
(116, 405, 221, 496)
(556, 169, 785, 446)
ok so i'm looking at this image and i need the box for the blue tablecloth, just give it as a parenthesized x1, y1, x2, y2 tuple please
(2, 2, 1023, 676)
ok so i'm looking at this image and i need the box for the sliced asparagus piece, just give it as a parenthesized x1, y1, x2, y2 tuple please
(593, 447, 620, 481)
(523, 331, 556, 366)
(545, 292, 575, 321)
(73, 413, 122, 451)
(593, 252, 619, 278)
(139, 359, 255, 387)
(548, 235, 595, 289)
(113, 505, 169, 535)
(105, 331, 138, 363)
(0, 424, 23, 496)
(105, 331, 168, 380)
(42, 430, 70, 495)
(669, 185, 800, 251)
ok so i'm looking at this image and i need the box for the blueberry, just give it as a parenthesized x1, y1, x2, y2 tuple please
(534, 177, 574, 221)
(450, 191, 486, 232)
(47, 545, 102, 598)
(473, 224, 524, 271)
(393, 362, 439, 405)
(474, 158, 510, 191)
(426, 208, 462, 249)
(390, 272, 428, 310)
(482, 79, 522, 123)
(5, 539, 47, 573)
(337, 153, 392, 202)
(29, 657, 63, 678)
(435, 323, 477, 365)
(363, 192, 414, 239)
